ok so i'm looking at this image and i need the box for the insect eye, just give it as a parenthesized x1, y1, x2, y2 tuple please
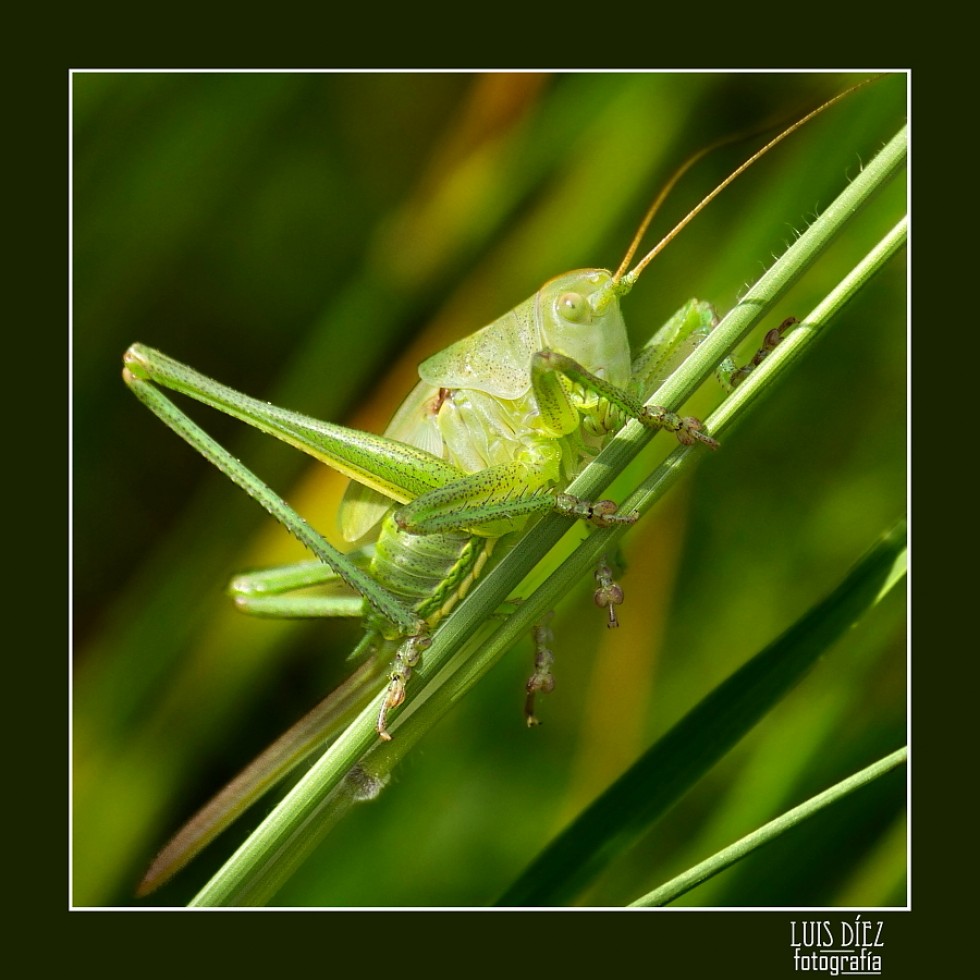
(556, 292, 591, 324)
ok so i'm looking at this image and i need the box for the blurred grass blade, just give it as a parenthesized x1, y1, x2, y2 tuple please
(137, 646, 383, 896)
(630, 746, 907, 907)
(496, 520, 906, 906)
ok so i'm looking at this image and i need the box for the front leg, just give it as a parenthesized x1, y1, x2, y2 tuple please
(716, 317, 797, 392)
(393, 463, 640, 536)
(532, 350, 720, 450)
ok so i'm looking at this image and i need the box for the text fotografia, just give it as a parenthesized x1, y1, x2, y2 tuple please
(791, 918, 883, 975)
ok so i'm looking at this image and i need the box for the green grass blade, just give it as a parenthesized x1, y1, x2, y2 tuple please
(629, 746, 907, 907)
(495, 520, 906, 906)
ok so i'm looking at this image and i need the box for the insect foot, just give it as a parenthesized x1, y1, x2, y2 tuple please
(639, 406, 719, 450)
(554, 494, 639, 528)
(377, 634, 432, 741)
(722, 316, 798, 391)
(594, 557, 625, 628)
(524, 618, 556, 727)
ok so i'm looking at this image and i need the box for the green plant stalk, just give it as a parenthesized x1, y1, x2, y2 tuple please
(189, 127, 906, 908)
(629, 746, 907, 907)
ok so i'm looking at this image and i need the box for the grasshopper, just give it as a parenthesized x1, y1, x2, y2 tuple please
(124, 78, 885, 894)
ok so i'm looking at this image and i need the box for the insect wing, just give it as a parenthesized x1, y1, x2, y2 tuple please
(339, 377, 447, 542)
(342, 293, 540, 542)
(419, 299, 537, 399)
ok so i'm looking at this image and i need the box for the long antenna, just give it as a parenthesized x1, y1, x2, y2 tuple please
(613, 76, 884, 290)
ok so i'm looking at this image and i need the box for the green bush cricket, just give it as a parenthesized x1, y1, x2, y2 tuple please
(117, 75, 900, 897)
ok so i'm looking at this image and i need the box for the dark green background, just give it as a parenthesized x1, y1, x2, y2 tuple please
(73, 72, 907, 907)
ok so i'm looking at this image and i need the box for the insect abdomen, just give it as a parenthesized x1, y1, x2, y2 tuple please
(369, 513, 496, 631)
